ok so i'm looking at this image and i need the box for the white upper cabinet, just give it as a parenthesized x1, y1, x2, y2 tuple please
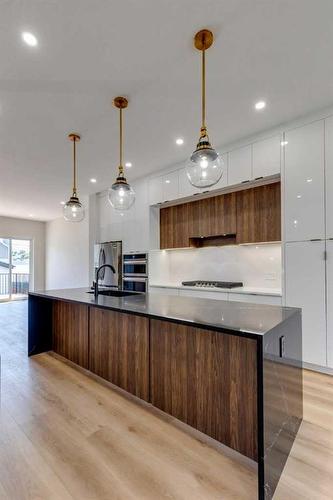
(228, 145, 252, 186)
(325, 116, 333, 239)
(327, 240, 333, 368)
(178, 168, 200, 198)
(148, 176, 163, 205)
(284, 120, 325, 242)
(162, 170, 179, 202)
(252, 136, 281, 179)
(285, 240, 327, 366)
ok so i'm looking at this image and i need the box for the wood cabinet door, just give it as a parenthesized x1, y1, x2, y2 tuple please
(150, 319, 258, 460)
(52, 300, 89, 369)
(236, 182, 281, 243)
(89, 308, 149, 401)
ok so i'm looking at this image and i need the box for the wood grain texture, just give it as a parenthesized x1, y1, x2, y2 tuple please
(0, 301, 258, 500)
(236, 182, 281, 244)
(89, 308, 149, 401)
(150, 319, 258, 460)
(52, 300, 89, 369)
(160, 182, 280, 249)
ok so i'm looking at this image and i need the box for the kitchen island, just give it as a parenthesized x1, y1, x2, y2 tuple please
(28, 288, 303, 500)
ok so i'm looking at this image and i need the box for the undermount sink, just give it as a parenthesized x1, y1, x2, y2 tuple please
(87, 290, 139, 297)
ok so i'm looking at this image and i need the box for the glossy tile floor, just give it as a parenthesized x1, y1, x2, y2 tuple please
(0, 301, 332, 499)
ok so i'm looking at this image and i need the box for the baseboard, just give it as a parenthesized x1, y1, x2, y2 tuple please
(303, 361, 333, 375)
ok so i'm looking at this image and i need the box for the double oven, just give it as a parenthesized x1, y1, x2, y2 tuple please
(122, 252, 148, 293)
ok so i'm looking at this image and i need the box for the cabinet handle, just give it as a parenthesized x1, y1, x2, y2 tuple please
(254, 176, 264, 180)
(310, 239, 322, 242)
(193, 192, 200, 196)
(202, 190, 210, 194)
(241, 180, 250, 184)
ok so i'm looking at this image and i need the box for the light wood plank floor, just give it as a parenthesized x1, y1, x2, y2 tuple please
(0, 301, 332, 499)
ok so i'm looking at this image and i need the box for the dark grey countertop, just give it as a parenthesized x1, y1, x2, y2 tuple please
(29, 288, 300, 338)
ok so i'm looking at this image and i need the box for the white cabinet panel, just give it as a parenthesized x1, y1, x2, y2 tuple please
(148, 176, 163, 205)
(228, 145, 252, 186)
(252, 136, 281, 179)
(325, 116, 333, 238)
(178, 168, 200, 198)
(326, 241, 333, 368)
(285, 241, 326, 366)
(149, 286, 179, 295)
(209, 153, 228, 191)
(179, 289, 228, 300)
(162, 170, 179, 202)
(229, 293, 282, 306)
(284, 120, 325, 241)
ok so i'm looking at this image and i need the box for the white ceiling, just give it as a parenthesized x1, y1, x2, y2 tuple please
(1, 0, 333, 221)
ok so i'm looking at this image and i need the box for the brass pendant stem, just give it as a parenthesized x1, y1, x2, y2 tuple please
(68, 133, 80, 196)
(73, 137, 77, 195)
(202, 48, 206, 132)
(119, 107, 124, 176)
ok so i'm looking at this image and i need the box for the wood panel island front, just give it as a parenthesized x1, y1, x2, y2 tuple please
(28, 289, 303, 500)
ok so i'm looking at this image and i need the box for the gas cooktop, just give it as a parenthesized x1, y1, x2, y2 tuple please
(181, 280, 243, 289)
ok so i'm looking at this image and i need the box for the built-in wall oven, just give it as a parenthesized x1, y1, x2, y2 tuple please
(122, 252, 148, 293)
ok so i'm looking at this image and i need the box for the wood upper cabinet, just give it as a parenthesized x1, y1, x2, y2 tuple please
(150, 319, 258, 460)
(160, 182, 281, 248)
(160, 192, 237, 249)
(52, 300, 89, 369)
(89, 308, 149, 401)
(236, 182, 281, 244)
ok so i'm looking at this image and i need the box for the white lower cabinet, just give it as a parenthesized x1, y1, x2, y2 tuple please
(179, 289, 228, 300)
(285, 241, 327, 366)
(228, 293, 282, 306)
(149, 286, 179, 296)
(326, 241, 333, 368)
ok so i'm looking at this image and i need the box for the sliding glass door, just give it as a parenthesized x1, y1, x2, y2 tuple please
(0, 238, 31, 301)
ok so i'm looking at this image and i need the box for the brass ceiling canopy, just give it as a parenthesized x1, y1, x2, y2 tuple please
(194, 29, 213, 51)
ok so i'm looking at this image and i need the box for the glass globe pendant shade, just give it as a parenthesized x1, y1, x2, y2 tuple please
(186, 135, 224, 188)
(108, 177, 135, 211)
(63, 196, 85, 222)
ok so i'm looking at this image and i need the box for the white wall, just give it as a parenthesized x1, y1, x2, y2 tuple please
(45, 206, 89, 290)
(149, 244, 281, 290)
(0, 216, 46, 291)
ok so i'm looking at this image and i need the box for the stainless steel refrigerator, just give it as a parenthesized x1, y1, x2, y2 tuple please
(93, 241, 122, 289)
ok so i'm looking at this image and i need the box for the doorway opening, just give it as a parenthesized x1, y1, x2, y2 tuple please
(0, 238, 31, 302)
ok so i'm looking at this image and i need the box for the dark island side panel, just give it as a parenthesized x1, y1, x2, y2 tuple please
(150, 319, 258, 461)
(53, 300, 89, 369)
(89, 308, 150, 402)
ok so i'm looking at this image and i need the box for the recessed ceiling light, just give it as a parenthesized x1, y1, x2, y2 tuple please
(306, 178, 313, 183)
(28, 213, 34, 217)
(281, 141, 288, 146)
(60, 201, 65, 205)
(297, 195, 302, 199)
(176, 138, 184, 145)
(22, 32, 38, 47)
(125, 162, 132, 168)
(254, 100, 266, 110)
(165, 179, 171, 184)
(90, 178, 97, 183)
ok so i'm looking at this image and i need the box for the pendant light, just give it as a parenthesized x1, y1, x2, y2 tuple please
(108, 96, 135, 210)
(186, 29, 224, 188)
(63, 133, 85, 222)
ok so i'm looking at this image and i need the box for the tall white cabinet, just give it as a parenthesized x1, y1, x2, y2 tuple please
(285, 241, 327, 366)
(325, 116, 333, 239)
(284, 120, 325, 242)
(284, 117, 333, 370)
(327, 241, 333, 368)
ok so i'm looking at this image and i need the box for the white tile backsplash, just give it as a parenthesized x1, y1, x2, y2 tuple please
(149, 243, 281, 290)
